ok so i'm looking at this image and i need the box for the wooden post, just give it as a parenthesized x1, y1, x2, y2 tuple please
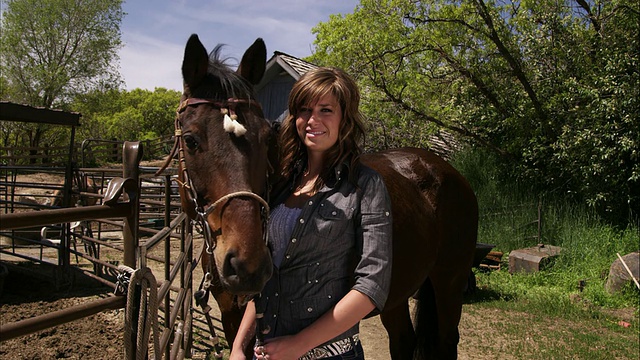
(122, 141, 142, 268)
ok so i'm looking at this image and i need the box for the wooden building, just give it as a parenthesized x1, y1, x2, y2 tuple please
(255, 51, 318, 123)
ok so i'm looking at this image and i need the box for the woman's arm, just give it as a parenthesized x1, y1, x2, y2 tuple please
(259, 290, 375, 359)
(229, 300, 257, 360)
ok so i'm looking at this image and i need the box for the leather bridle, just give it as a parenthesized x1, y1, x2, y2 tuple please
(160, 97, 270, 255)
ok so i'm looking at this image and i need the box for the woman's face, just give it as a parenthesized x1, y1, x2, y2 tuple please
(296, 94, 342, 156)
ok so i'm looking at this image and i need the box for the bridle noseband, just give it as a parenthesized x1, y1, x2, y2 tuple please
(161, 96, 270, 255)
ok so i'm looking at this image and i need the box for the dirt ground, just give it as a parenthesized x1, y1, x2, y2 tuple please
(0, 261, 450, 360)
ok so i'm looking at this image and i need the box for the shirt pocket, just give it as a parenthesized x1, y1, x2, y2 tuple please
(313, 202, 353, 239)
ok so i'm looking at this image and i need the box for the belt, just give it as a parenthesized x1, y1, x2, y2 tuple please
(299, 333, 360, 360)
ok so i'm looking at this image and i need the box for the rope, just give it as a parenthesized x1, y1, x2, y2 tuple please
(121, 266, 160, 360)
(202, 190, 270, 217)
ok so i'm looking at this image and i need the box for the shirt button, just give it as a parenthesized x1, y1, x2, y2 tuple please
(385, 211, 390, 216)
(307, 307, 313, 312)
(274, 292, 278, 297)
(328, 295, 332, 299)
(331, 211, 337, 216)
(273, 314, 277, 318)
(285, 254, 291, 259)
(315, 280, 319, 283)
(299, 218, 305, 224)
(291, 238, 297, 243)
(308, 200, 313, 205)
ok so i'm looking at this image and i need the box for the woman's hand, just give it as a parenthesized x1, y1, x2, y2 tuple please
(254, 336, 305, 360)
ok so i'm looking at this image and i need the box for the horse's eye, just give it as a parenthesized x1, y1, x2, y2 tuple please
(184, 135, 199, 150)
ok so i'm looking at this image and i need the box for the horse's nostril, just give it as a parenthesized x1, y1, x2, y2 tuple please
(223, 251, 246, 278)
(223, 252, 236, 276)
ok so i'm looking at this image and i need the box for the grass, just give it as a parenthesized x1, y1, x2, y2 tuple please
(453, 148, 639, 359)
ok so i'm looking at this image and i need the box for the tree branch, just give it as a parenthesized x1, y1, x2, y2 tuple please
(574, 0, 601, 33)
(473, 0, 548, 127)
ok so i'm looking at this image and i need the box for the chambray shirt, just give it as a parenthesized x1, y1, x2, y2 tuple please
(255, 162, 393, 345)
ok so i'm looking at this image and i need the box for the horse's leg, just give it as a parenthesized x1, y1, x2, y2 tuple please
(427, 266, 469, 360)
(413, 278, 439, 360)
(380, 302, 416, 359)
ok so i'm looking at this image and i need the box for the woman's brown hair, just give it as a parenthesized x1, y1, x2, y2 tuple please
(278, 67, 366, 191)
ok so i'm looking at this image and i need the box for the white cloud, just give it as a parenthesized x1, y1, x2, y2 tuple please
(119, 33, 184, 91)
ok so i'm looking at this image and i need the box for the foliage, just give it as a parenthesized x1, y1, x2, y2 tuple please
(0, 0, 124, 162)
(71, 87, 181, 142)
(0, 0, 124, 108)
(310, 0, 639, 222)
(451, 147, 639, 309)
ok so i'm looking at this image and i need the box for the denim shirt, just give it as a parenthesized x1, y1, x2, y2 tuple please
(255, 162, 393, 344)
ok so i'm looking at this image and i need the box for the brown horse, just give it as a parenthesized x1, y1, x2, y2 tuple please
(169, 34, 478, 359)
(162, 34, 274, 356)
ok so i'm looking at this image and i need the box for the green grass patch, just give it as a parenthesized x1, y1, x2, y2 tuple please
(454, 147, 639, 359)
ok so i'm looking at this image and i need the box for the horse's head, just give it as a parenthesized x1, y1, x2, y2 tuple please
(175, 34, 272, 294)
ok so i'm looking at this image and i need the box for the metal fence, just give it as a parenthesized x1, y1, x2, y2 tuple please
(0, 141, 196, 360)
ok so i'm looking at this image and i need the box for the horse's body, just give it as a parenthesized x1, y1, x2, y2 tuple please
(361, 148, 477, 358)
(171, 34, 477, 359)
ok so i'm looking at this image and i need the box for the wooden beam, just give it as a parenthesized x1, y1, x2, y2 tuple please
(0, 101, 81, 127)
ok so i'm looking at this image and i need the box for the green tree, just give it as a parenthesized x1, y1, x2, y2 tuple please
(71, 87, 180, 142)
(310, 0, 639, 221)
(0, 0, 124, 160)
(1, 0, 124, 107)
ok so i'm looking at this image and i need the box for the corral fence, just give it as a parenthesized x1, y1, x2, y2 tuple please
(0, 136, 172, 168)
(1, 101, 172, 168)
(0, 140, 202, 360)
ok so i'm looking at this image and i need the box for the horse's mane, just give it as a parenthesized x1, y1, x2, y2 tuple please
(206, 45, 253, 99)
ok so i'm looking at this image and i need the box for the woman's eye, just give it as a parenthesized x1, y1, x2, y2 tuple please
(184, 135, 199, 150)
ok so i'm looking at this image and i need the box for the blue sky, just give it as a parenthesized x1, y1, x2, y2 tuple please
(119, 0, 359, 91)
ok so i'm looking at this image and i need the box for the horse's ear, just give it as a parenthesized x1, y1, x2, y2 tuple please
(237, 38, 266, 85)
(182, 34, 209, 91)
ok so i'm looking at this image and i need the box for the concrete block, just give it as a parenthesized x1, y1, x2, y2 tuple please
(509, 244, 562, 274)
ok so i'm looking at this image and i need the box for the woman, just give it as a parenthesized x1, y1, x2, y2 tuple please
(230, 67, 393, 360)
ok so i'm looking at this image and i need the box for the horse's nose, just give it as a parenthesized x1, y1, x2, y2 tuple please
(222, 250, 272, 294)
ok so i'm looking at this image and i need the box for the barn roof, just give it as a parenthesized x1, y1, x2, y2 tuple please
(255, 51, 318, 91)
(0, 101, 81, 127)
